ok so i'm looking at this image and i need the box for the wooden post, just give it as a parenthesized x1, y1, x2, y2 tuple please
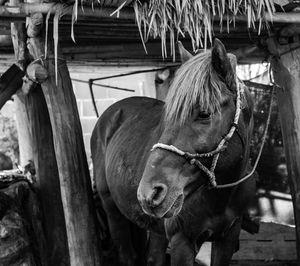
(10, 2, 69, 264)
(27, 12, 101, 266)
(268, 40, 300, 264)
(25, 86, 70, 266)
(10, 4, 33, 166)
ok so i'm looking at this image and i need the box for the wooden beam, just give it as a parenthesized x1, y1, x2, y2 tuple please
(268, 39, 300, 264)
(0, 3, 135, 20)
(1, 3, 300, 24)
(0, 64, 23, 109)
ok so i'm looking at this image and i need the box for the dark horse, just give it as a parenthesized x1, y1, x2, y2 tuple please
(91, 39, 255, 266)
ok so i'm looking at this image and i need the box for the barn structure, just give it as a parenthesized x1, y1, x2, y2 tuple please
(0, 0, 300, 265)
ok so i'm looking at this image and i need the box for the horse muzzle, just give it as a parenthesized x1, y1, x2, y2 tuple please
(137, 183, 184, 218)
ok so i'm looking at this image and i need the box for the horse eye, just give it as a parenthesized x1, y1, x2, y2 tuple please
(197, 111, 211, 120)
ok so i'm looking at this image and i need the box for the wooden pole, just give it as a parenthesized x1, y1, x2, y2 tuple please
(0, 64, 24, 110)
(268, 40, 300, 264)
(27, 10, 102, 266)
(10, 3, 49, 264)
(25, 86, 70, 266)
(10, 2, 69, 264)
(1, 3, 300, 24)
(10, 0, 33, 166)
(0, 3, 135, 20)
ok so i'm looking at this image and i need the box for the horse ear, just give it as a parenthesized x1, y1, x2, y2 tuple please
(156, 69, 170, 81)
(211, 38, 236, 91)
(178, 41, 192, 63)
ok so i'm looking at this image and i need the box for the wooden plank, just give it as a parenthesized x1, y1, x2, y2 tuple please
(230, 261, 297, 266)
(196, 223, 297, 263)
(233, 223, 296, 261)
(239, 222, 296, 241)
(234, 241, 296, 261)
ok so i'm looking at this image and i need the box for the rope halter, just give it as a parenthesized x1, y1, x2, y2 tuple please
(151, 77, 243, 188)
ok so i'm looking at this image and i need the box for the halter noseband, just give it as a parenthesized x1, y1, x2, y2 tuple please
(151, 78, 243, 188)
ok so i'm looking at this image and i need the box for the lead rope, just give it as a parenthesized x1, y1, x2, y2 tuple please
(215, 84, 275, 188)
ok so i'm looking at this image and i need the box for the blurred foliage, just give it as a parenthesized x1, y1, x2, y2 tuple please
(250, 89, 288, 193)
(0, 113, 19, 166)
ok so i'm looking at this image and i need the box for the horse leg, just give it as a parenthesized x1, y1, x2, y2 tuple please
(147, 231, 169, 266)
(210, 218, 241, 266)
(131, 223, 148, 266)
(101, 193, 137, 266)
(169, 232, 195, 266)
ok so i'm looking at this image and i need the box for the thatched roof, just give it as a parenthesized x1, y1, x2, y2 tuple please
(133, 0, 276, 57)
(69, 0, 279, 57)
(0, 0, 296, 67)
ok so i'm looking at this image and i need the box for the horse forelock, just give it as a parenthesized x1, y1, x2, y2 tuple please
(164, 50, 227, 125)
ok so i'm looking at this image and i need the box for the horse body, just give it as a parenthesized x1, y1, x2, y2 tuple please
(91, 40, 255, 266)
(92, 97, 164, 231)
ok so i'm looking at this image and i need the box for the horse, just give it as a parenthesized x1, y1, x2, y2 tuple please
(91, 39, 255, 266)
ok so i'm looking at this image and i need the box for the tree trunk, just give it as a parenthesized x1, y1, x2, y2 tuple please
(270, 49, 300, 264)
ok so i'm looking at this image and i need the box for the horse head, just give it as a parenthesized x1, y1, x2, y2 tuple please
(137, 39, 253, 219)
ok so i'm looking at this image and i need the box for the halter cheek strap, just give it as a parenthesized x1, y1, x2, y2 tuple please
(151, 78, 243, 188)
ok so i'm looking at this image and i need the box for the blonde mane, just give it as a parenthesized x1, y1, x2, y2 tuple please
(164, 50, 228, 125)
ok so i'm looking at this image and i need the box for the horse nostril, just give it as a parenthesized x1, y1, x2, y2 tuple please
(151, 183, 168, 206)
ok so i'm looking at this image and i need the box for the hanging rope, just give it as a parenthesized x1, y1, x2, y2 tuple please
(90, 65, 179, 82)
(85, 66, 178, 117)
(88, 79, 99, 118)
(215, 85, 275, 188)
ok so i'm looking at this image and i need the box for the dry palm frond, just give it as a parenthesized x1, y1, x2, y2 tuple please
(133, 0, 275, 58)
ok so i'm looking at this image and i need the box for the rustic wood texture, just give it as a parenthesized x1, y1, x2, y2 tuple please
(10, 4, 69, 265)
(26, 62, 48, 83)
(13, 94, 34, 165)
(10, 0, 33, 166)
(25, 86, 70, 266)
(267, 40, 300, 264)
(0, 3, 135, 20)
(0, 2, 300, 23)
(40, 57, 101, 266)
(27, 11, 101, 264)
(0, 64, 23, 109)
(233, 222, 296, 261)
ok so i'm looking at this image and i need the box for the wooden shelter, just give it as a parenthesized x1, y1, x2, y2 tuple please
(0, 0, 300, 265)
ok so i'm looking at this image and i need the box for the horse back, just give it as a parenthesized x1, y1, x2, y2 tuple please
(91, 96, 163, 161)
(91, 96, 164, 227)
